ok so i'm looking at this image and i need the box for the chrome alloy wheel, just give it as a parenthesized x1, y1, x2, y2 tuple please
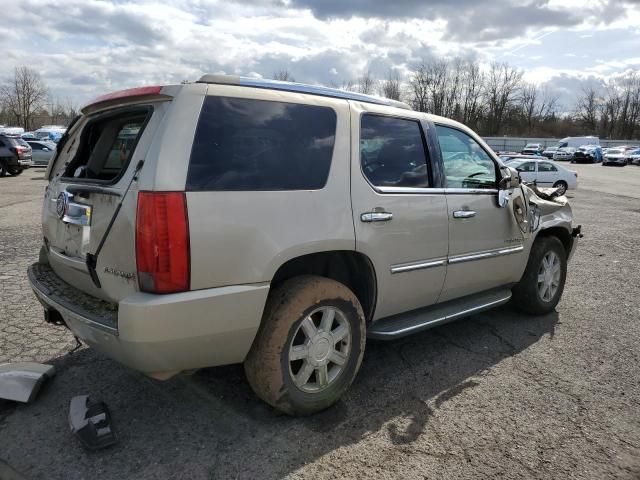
(537, 251, 561, 302)
(288, 306, 351, 393)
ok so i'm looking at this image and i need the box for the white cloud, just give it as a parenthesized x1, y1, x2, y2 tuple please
(0, 0, 637, 108)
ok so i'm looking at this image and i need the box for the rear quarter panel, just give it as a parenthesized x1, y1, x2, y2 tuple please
(186, 85, 354, 289)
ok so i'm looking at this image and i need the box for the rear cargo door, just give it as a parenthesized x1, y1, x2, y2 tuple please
(43, 101, 168, 302)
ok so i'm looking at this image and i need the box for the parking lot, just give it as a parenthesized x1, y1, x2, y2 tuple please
(1, 164, 639, 479)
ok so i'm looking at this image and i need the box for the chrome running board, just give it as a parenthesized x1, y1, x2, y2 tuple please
(367, 287, 512, 340)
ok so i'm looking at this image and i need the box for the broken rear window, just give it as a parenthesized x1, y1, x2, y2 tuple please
(62, 108, 151, 183)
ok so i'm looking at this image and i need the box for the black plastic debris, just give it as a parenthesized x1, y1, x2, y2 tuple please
(69, 395, 118, 450)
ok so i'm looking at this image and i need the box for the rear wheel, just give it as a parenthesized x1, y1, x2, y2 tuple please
(8, 167, 23, 176)
(512, 236, 567, 315)
(553, 180, 568, 195)
(244, 275, 366, 415)
(0, 160, 6, 177)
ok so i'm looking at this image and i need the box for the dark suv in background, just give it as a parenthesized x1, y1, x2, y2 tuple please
(0, 134, 32, 176)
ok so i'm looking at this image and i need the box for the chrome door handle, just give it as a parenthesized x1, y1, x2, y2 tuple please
(361, 212, 393, 222)
(453, 210, 476, 219)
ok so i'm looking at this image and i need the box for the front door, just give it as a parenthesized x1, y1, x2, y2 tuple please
(350, 102, 448, 320)
(434, 124, 527, 302)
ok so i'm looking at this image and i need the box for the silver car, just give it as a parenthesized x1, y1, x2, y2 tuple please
(28, 77, 580, 415)
(26, 140, 56, 167)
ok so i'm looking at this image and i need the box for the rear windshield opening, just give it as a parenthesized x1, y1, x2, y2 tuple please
(62, 108, 150, 183)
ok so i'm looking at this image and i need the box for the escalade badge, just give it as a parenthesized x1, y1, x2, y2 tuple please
(55, 193, 68, 219)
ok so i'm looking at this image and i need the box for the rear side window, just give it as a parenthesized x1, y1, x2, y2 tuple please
(360, 115, 431, 188)
(187, 97, 337, 191)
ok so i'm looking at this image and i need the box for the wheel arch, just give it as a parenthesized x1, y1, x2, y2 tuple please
(270, 250, 378, 323)
(536, 226, 573, 258)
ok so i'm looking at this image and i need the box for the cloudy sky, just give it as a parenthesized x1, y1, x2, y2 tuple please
(1, 0, 639, 109)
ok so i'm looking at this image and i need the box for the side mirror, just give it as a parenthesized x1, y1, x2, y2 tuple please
(43, 147, 49, 151)
(497, 166, 520, 207)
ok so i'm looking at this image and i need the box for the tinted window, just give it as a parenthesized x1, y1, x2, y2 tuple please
(29, 142, 43, 150)
(538, 162, 557, 172)
(360, 115, 430, 188)
(187, 97, 336, 191)
(436, 125, 497, 189)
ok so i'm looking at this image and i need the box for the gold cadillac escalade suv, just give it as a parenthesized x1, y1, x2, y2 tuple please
(28, 75, 579, 415)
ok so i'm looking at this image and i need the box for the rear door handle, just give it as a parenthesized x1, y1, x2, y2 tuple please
(453, 210, 476, 219)
(361, 212, 393, 222)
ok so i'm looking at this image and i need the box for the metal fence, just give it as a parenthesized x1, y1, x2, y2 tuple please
(482, 137, 639, 151)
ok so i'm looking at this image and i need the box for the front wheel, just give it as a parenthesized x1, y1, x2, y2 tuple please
(512, 236, 567, 315)
(244, 275, 366, 415)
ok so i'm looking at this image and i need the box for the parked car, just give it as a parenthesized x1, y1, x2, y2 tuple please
(572, 145, 602, 163)
(626, 148, 640, 165)
(26, 140, 56, 167)
(34, 126, 66, 142)
(27, 77, 579, 415)
(0, 134, 32, 176)
(542, 146, 559, 159)
(553, 147, 576, 161)
(602, 148, 628, 166)
(503, 158, 577, 195)
(521, 143, 543, 155)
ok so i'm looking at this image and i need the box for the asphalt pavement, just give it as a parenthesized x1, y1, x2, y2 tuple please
(0, 166, 639, 479)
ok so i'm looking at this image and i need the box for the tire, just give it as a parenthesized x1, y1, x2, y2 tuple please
(512, 236, 567, 315)
(0, 160, 6, 177)
(8, 167, 23, 176)
(244, 275, 366, 416)
(553, 180, 568, 195)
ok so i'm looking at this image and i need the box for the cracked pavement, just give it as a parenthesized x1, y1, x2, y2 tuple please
(1, 166, 639, 479)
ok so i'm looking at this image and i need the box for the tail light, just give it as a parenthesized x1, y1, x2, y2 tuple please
(136, 191, 190, 293)
(12, 146, 25, 158)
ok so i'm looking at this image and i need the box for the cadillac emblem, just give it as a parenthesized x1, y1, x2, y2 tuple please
(56, 192, 68, 219)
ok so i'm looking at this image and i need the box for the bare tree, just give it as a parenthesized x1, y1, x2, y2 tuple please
(356, 70, 377, 95)
(0, 66, 48, 130)
(408, 64, 429, 112)
(273, 69, 295, 82)
(575, 85, 600, 133)
(484, 62, 523, 135)
(379, 70, 402, 100)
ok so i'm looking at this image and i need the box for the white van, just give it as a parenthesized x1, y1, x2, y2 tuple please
(557, 137, 599, 149)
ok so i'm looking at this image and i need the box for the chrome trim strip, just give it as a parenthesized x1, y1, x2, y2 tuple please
(444, 188, 498, 194)
(371, 293, 512, 338)
(391, 259, 446, 274)
(448, 245, 524, 264)
(375, 186, 446, 195)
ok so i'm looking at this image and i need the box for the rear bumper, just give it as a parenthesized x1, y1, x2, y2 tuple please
(28, 263, 269, 377)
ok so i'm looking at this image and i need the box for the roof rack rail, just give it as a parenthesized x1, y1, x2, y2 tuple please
(197, 74, 412, 110)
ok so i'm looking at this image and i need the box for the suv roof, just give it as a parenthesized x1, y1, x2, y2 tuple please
(197, 74, 412, 110)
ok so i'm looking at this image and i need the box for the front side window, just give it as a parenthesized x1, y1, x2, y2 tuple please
(538, 162, 557, 172)
(187, 97, 336, 191)
(435, 125, 497, 189)
(360, 115, 430, 188)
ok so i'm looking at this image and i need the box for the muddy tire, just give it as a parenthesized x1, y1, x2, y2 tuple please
(244, 275, 366, 416)
(512, 236, 567, 315)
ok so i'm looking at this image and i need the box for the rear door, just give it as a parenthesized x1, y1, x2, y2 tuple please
(43, 98, 171, 302)
(350, 102, 448, 320)
(536, 161, 559, 186)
